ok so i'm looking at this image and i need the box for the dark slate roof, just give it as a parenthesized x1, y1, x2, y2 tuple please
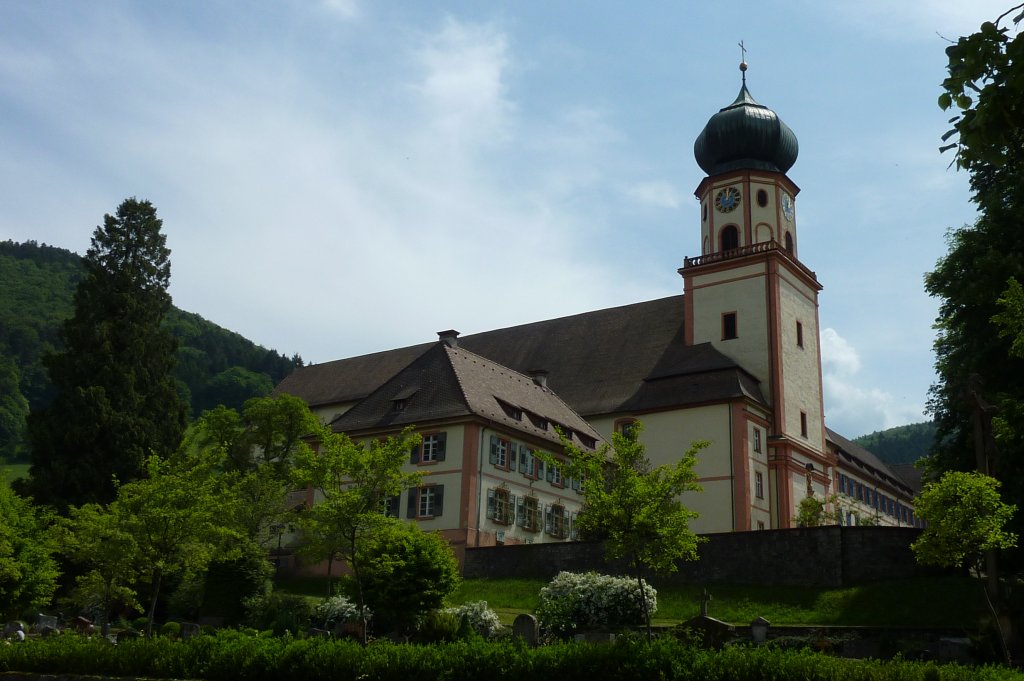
(889, 464, 925, 495)
(826, 428, 913, 494)
(276, 295, 766, 418)
(693, 82, 799, 176)
(331, 341, 604, 447)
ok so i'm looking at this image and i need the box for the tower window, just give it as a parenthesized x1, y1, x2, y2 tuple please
(785, 232, 794, 255)
(721, 225, 739, 252)
(755, 471, 764, 499)
(800, 411, 808, 438)
(722, 312, 738, 340)
(796, 321, 804, 348)
(756, 189, 768, 207)
(702, 202, 707, 222)
(753, 429, 762, 453)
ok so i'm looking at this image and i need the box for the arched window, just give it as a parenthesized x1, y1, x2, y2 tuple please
(720, 225, 739, 252)
(784, 232, 794, 255)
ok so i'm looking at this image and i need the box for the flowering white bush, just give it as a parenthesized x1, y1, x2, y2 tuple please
(316, 595, 371, 629)
(442, 600, 503, 638)
(536, 571, 657, 637)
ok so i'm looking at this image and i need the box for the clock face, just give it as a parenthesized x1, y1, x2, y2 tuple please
(782, 193, 794, 221)
(715, 187, 741, 213)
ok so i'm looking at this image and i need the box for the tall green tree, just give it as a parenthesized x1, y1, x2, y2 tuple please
(555, 421, 706, 639)
(0, 479, 60, 619)
(116, 452, 239, 636)
(60, 503, 140, 635)
(0, 353, 29, 462)
(291, 426, 422, 642)
(925, 6, 1024, 560)
(28, 199, 186, 507)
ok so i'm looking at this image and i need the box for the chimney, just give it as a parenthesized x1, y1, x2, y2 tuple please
(437, 329, 459, 348)
(529, 369, 549, 388)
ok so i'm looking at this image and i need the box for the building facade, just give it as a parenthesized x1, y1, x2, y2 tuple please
(276, 67, 919, 544)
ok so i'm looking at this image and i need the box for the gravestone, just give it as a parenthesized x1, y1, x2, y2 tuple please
(35, 614, 58, 636)
(180, 622, 201, 640)
(512, 614, 539, 647)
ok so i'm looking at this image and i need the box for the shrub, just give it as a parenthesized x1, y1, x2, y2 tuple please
(243, 592, 314, 636)
(443, 601, 502, 638)
(414, 610, 463, 643)
(131, 616, 149, 632)
(357, 522, 461, 634)
(160, 621, 181, 638)
(536, 571, 657, 638)
(315, 595, 371, 629)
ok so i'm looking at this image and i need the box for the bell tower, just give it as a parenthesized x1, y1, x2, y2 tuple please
(680, 62, 830, 528)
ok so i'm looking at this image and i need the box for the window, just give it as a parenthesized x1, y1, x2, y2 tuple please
(753, 429, 762, 453)
(489, 434, 511, 470)
(486, 487, 514, 525)
(497, 399, 522, 421)
(517, 495, 541, 532)
(407, 485, 444, 519)
(757, 521, 765, 531)
(570, 511, 579, 539)
(411, 432, 447, 464)
(755, 471, 764, 499)
(720, 225, 739, 251)
(796, 321, 804, 348)
(800, 411, 808, 437)
(785, 232, 794, 255)
(547, 460, 564, 487)
(702, 202, 707, 222)
(545, 504, 568, 538)
(383, 494, 400, 518)
(839, 473, 847, 495)
(756, 188, 768, 207)
(722, 312, 738, 340)
(518, 445, 539, 478)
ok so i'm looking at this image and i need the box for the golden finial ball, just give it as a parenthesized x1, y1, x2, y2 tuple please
(740, 61, 748, 72)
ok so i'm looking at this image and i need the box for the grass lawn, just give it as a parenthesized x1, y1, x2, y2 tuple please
(277, 574, 984, 628)
(1, 462, 30, 483)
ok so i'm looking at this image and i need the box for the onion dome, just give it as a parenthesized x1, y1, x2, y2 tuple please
(694, 65, 798, 176)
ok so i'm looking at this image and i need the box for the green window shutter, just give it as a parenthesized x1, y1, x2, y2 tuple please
(518, 445, 528, 474)
(544, 505, 552, 533)
(546, 463, 555, 482)
(486, 488, 495, 519)
(410, 442, 421, 464)
(436, 432, 447, 461)
(387, 494, 400, 517)
(407, 490, 418, 519)
(434, 485, 444, 516)
(516, 496, 525, 527)
(489, 434, 498, 464)
(537, 459, 545, 479)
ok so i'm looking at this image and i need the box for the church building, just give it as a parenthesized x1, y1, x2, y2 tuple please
(276, 65, 919, 553)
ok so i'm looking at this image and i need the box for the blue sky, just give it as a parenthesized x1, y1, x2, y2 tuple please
(0, 1, 1009, 438)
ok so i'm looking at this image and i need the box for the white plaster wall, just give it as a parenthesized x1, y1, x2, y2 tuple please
(778, 275, 824, 452)
(691, 269, 770, 394)
(591, 404, 736, 533)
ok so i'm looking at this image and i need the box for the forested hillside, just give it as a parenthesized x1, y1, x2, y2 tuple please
(0, 239, 302, 460)
(852, 421, 938, 466)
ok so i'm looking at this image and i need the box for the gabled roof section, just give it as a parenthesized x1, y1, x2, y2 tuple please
(275, 344, 431, 407)
(331, 341, 603, 448)
(277, 295, 768, 418)
(826, 428, 913, 495)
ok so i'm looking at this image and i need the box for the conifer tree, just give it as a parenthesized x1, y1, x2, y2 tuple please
(28, 198, 186, 507)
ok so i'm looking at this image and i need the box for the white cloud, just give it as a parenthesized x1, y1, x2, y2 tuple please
(821, 328, 924, 437)
(412, 18, 513, 150)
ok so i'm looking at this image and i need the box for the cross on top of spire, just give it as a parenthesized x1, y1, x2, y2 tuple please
(738, 40, 748, 85)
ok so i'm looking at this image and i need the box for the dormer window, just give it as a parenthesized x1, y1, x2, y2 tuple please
(496, 398, 523, 421)
(392, 386, 419, 412)
(527, 412, 548, 430)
